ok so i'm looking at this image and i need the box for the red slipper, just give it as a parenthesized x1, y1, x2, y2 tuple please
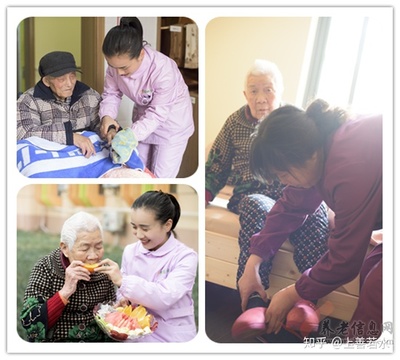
(231, 306, 267, 340)
(285, 299, 319, 337)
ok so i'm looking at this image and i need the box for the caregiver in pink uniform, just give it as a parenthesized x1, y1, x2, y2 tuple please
(96, 190, 198, 342)
(99, 17, 194, 178)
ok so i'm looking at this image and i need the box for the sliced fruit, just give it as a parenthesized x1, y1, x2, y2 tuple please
(105, 311, 123, 325)
(130, 305, 147, 320)
(138, 315, 151, 328)
(82, 263, 100, 273)
(123, 305, 133, 316)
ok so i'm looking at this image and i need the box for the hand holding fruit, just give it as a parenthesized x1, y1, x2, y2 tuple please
(82, 263, 100, 273)
(96, 258, 123, 287)
(60, 260, 92, 299)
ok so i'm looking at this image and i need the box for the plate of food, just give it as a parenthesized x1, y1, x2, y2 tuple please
(94, 303, 158, 341)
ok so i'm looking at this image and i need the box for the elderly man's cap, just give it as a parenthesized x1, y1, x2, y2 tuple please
(38, 51, 81, 78)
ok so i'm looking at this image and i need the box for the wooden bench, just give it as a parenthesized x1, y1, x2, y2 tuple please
(205, 186, 360, 322)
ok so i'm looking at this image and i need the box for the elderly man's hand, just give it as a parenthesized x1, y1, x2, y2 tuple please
(73, 133, 96, 158)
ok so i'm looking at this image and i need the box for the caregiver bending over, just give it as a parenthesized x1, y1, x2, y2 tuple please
(99, 17, 194, 178)
(239, 99, 382, 340)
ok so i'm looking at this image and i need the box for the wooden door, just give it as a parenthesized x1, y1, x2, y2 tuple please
(159, 17, 199, 178)
(81, 17, 105, 94)
(17, 17, 35, 93)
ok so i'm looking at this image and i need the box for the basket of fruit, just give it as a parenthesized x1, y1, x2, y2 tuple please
(94, 303, 158, 341)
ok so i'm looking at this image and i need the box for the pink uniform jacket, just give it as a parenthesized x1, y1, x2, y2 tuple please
(99, 45, 194, 145)
(117, 234, 198, 342)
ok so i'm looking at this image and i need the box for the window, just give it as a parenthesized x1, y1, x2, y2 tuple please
(303, 14, 392, 114)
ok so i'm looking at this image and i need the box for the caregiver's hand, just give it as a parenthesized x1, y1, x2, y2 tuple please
(265, 284, 300, 334)
(238, 254, 267, 311)
(105, 128, 118, 145)
(370, 230, 383, 246)
(96, 258, 123, 288)
(73, 133, 96, 158)
(100, 116, 119, 141)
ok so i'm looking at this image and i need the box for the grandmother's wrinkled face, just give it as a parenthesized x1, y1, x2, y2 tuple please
(43, 72, 77, 101)
(61, 229, 104, 264)
(244, 74, 281, 120)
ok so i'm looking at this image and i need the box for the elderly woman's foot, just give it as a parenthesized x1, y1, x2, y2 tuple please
(231, 293, 270, 340)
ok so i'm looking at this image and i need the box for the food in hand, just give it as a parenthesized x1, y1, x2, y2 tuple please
(82, 263, 100, 273)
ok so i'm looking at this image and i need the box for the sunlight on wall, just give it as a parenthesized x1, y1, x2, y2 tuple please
(205, 17, 313, 145)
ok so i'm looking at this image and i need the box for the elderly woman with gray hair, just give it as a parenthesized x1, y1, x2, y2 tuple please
(205, 59, 330, 341)
(20, 211, 116, 342)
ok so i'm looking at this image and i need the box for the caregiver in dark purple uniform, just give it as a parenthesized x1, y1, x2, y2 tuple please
(238, 98, 382, 339)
